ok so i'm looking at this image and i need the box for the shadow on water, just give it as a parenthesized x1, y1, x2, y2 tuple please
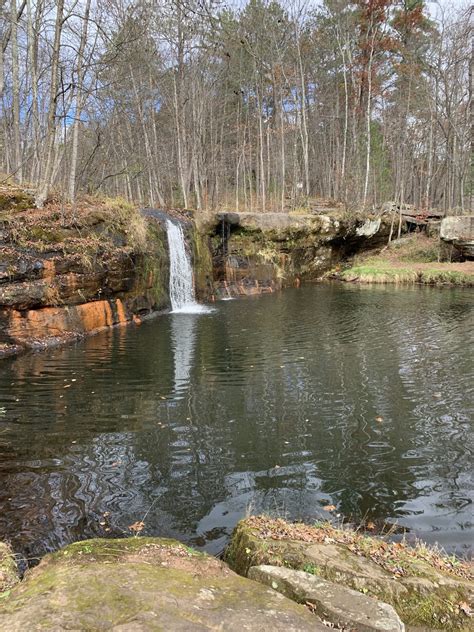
(0, 284, 472, 562)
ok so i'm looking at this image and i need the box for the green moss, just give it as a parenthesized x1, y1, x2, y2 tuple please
(224, 521, 309, 576)
(341, 264, 419, 284)
(302, 563, 321, 575)
(398, 589, 469, 630)
(28, 226, 68, 244)
(132, 223, 169, 310)
(1, 536, 317, 630)
(422, 269, 473, 286)
(192, 228, 214, 299)
(0, 189, 34, 213)
(54, 536, 191, 562)
(226, 518, 473, 629)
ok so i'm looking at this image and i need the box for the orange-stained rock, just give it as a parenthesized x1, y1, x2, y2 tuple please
(42, 260, 56, 280)
(115, 299, 128, 325)
(5, 299, 133, 347)
(77, 300, 114, 331)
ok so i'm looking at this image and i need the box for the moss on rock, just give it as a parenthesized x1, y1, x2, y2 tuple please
(0, 537, 324, 631)
(0, 186, 35, 215)
(225, 517, 474, 630)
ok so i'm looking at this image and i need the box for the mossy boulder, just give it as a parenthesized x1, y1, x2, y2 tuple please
(0, 537, 326, 631)
(225, 517, 474, 630)
(0, 186, 35, 214)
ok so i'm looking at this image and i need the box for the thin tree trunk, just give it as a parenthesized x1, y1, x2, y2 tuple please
(36, 0, 64, 207)
(363, 33, 375, 208)
(68, 0, 91, 204)
(11, 0, 22, 182)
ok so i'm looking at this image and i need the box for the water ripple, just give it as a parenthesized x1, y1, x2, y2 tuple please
(0, 284, 472, 559)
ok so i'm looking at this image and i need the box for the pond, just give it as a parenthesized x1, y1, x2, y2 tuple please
(0, 284, 472, 563)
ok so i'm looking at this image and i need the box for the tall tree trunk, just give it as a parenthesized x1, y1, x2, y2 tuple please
(68, 0, 91, 204)
(11, 0, 22, 182)
(36, 0, 64, 207)
(363, 33, 375, 208)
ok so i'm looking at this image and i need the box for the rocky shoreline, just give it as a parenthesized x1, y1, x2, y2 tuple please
(1, 517, 472, 630)
(1, 185, 473, 360)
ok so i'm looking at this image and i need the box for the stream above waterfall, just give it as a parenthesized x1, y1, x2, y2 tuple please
(0, 284, 472, 561)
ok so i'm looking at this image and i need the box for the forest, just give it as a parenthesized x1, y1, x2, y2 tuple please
(0, 0, 471, 213)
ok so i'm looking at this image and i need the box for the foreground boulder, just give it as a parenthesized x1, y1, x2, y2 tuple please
(0, 537, 325, 631)
(225, 517, 473, 630)
(249, 565, 405, 632)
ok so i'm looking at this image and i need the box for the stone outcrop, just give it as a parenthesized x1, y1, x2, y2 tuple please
(440, 216, 474, 258)
(225, 517, 474, 630)
(0, 201, 403, 357)
(0, 200, 213, 358)
(248, 565, 405, 632)
(210, 211, 401, 296)
(0, 537, 325, 631)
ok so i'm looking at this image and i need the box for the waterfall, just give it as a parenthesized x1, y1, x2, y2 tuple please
(166, 219, 210, 314)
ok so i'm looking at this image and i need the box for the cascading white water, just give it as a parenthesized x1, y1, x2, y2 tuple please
(166, 219, 210, 314)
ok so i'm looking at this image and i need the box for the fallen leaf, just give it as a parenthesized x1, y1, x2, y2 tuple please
(375, 416, 383, 422)
(128, 521, 145, 533)
(458, 601, 473, 617)
(323, 504, 336, 512)
(366, 521, 376, 531)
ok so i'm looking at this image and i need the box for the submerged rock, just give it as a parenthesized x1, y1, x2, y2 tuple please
(248, 565, 405, 632)
(0, 537, 325, 631)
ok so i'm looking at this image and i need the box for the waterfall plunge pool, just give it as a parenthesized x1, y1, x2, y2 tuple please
(0, 284, 472, 561)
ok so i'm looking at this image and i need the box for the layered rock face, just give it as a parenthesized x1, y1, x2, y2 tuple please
(210, 212, 398, 296)
(0, 194, 401, 357)
(0, 199, 172, 357)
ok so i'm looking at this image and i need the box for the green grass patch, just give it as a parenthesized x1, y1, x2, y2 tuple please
(341, 262, 419, 284)
(422, 269, 473, 286)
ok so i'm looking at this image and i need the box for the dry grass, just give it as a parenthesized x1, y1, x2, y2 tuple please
(1, 191, 149, 259)
(243, 516, 473, 581)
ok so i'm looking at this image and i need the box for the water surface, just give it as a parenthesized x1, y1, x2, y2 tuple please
(0, 284, 472, 561)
